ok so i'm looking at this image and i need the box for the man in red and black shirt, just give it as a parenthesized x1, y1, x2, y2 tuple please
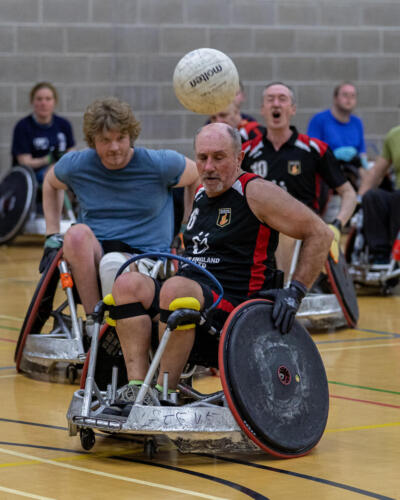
(109, 123, 333, 405)
(241, 82, 356, 279)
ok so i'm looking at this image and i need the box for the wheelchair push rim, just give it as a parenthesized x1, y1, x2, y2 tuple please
(15, 248, 63, 370)
(218, 298, 329, 458)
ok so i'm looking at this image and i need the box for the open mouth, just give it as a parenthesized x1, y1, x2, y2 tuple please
(272, 111, 281, 119)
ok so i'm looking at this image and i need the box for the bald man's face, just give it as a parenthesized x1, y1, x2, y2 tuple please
(195, 124, 243, 197)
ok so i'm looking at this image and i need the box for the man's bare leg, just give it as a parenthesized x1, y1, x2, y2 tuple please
(157, 276, 205, 390)
(113, 272, 156, 381)
(62, 224, 103, 314)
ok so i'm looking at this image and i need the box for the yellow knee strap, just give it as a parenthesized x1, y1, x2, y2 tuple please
(103, 293, 116, 326)
(169, 297, 201, 330)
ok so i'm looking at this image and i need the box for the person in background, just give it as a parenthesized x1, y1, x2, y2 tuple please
(241, 82, 356, 281)
(358, 124, 400, 264)
(307, 82, 368, 189)
(11, 82, 75, 185)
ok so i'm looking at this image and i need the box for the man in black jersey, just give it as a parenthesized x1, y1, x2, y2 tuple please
(241, 82, 356, 280)
(107, 123, 333, 405)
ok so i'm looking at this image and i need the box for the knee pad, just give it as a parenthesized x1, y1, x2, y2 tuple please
(99, 252, 129, 297)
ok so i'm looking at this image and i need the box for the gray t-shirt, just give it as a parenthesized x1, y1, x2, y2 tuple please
(55, 147, 185, 252)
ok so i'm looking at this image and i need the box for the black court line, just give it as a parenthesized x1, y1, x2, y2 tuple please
(0, 366, 15, 370)
(0, 417, 66, 431)
(111, 455, 269, 500)
(0, 441, 88, 454)
(0, 439, 268, 499)
(0, 418, 395, 499)
(198, 454, 395, 500)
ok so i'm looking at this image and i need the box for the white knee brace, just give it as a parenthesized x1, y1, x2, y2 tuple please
(99, 252, 130, 297)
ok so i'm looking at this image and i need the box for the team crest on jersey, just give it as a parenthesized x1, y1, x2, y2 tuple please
(216, 208, 231, 227)
(288, 161, 301, 176)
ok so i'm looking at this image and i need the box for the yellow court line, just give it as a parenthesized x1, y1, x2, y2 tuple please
(327, 421, 400, 433)
(0, 485, 55, 500)
(0, 315, 23, 322)
(0, 447, 228, 500)
(320, 341, 400, 353)
(0, 374, 18, 380)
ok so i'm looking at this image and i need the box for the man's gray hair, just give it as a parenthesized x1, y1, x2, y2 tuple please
(194, 123, 242, 154)
(263, 81, 296, 105)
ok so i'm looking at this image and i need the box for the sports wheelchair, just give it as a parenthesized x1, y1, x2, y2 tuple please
(14, 247, 174, 383)
(288, 240, 359, 330)
(0, 165, 75, 244)
(67, 253, 329, 459)
(345, 209, 400, 295)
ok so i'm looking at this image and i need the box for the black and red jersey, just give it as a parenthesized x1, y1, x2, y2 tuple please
(240, 124, 346, 212)
(180, 173, 279, 300)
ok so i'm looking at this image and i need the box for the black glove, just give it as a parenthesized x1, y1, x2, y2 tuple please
(267, 280, 307, 334)
(39, 233, 63, 273)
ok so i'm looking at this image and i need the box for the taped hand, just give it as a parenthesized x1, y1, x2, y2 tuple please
(267, 281, 307, 334)
(39, 233, 63, 273)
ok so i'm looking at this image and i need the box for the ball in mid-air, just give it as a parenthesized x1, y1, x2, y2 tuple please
(173, 48, 239, 114)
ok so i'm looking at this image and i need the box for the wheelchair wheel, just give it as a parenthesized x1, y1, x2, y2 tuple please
(79, 325, 128, 391)
(219, 299, 329, 458)
(0, 165, 37, 244)
(15, 248, 63, 370)
(345, 227, 356, 263)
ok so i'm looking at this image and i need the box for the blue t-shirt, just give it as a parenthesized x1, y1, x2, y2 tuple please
(11, 114, 75, 164)
(307, 109, 366, 155)
(54, 147, 186, 252)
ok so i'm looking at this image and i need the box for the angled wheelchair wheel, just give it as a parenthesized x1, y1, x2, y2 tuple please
(325, 249, 359, 328)
(345, 227, 356, 263)
(80, 325, 128, 391)
(219, 299, 329, 458)
(0, 166, 37, 244)
(15, 248, 63, 369)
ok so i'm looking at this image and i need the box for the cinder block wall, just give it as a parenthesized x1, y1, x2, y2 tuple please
(1, 0, 399, 175)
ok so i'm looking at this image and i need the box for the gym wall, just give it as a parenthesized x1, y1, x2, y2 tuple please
(0, 0, 399, 175)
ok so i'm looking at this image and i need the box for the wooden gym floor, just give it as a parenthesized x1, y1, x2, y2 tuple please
(0, 236, 399, 500)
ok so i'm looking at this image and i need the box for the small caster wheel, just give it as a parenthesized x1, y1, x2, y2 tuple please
(144, 438, 156, 459)
(80, 428, 95, 451)
(66, 364, 77, 384)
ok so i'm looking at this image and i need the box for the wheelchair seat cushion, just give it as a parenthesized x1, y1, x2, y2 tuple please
(219, 299, 329, 457)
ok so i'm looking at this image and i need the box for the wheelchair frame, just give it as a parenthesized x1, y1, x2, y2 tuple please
(15, 248, 86, 383)
(67, 253, 329, 459)
(346, 213, 400, 295)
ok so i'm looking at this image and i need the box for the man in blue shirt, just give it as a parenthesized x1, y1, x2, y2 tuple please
(42, 97, 198, 326)
(307, 82, 368, 172)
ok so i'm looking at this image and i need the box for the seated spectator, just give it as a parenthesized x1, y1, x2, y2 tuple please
(358, 125, 400, 264)
(11, 82, 75, 185)
(307, 82, 368, 189)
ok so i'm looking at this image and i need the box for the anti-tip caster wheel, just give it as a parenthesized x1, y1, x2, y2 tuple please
(144, 437, 157, 459)
(66, 364, 78, 384)
(80, 428, 95, 451)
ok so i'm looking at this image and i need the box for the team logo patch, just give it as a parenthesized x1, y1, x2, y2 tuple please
(288, 161, 301, 176)
(216, 208, 231, 227)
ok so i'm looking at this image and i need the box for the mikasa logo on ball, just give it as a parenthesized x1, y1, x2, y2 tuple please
(189, 65, 223, 88)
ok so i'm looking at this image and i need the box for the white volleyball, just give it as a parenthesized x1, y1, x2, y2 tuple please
(173, 48, 240, 114)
